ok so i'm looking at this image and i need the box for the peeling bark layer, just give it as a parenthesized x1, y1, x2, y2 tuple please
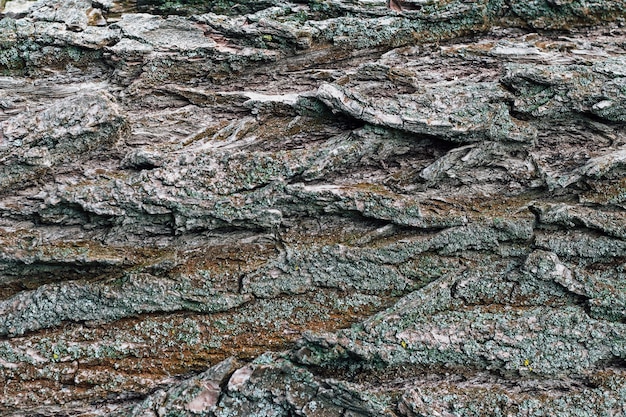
(1, 0, 626, 415)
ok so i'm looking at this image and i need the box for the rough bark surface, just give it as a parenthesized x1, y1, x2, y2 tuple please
(1, 0, 626, 415)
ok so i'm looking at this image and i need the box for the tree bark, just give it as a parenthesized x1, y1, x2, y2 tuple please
(1, 0, 626, 415)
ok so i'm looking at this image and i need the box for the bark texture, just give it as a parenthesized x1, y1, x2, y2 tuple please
(1, 0, 626, 415)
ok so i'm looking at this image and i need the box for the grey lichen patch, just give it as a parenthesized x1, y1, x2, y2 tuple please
(300, 293, 626, 378)
(0, 274, 251, 337)
(113, 356, 238, 417)
(535, 230, 626, 262)
(317, 81, 536, 143)
(503, 58, 626, 123)
(398, 375, 626, 417)
(29, 0, 94, 32)
(524, 249, 626, 323)
(0, 91, 127, 191)
(507, 0, 626, 29)
(135, 0, 278, 16)
(532, 202, 626, 239)
(242, 243, 412, 298)
(110, 13, 217, 51)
